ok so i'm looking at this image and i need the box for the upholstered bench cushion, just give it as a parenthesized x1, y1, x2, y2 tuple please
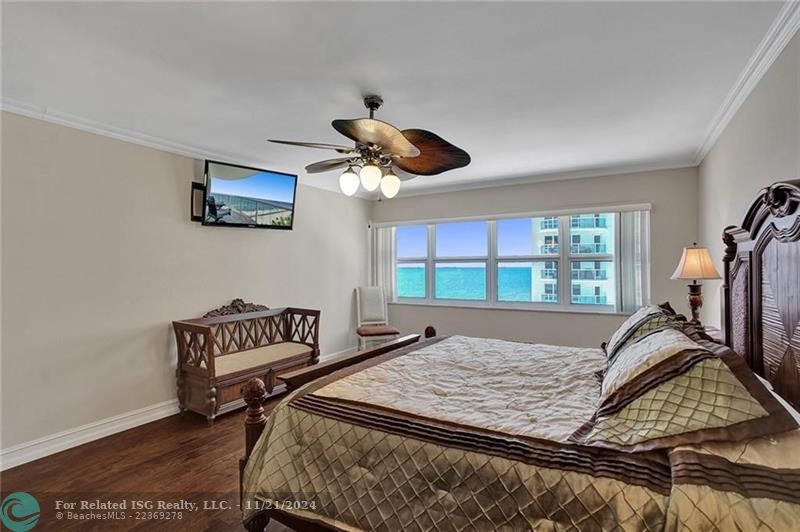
(357, 325, 400, 337)
(216, 342, 312, 376)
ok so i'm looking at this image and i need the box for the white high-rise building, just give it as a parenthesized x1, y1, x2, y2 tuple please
(532, 214, 615, 305)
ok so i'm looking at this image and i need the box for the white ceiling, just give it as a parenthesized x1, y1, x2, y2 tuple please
(2, 2, 786, 195)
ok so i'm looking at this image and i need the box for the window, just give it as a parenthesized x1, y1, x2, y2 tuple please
(434, 222, 488, 300)
(395, 225, 428, 298)
(385, 208, 649, 313)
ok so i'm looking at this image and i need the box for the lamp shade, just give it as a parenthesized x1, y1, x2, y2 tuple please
(671, 245, 721, 281)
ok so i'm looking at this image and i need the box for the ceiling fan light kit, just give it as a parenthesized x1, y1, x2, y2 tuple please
(269, 95, 470, 198)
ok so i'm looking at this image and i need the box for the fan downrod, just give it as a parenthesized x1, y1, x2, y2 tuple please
(363, 95, 383, 118)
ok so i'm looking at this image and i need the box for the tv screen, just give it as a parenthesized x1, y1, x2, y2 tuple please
(202, 160, 297, 229)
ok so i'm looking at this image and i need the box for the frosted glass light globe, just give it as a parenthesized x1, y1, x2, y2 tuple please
(339, 169, 360, 196)
(380, 173, 401, 199)
(359, 164, 382, 191)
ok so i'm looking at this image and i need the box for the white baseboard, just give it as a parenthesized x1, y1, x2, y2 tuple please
(0, 345, 359, 471)
(321, 346, 358, 361)
(0, 399, 180, 471)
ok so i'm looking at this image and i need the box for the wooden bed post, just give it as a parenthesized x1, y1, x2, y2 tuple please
(720, 227, 737, 347)
(240, 377, 270, 532)
(242, 378, 268, 461)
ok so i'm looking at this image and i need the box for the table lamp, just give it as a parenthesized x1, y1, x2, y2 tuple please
(671, 243, 721, 325)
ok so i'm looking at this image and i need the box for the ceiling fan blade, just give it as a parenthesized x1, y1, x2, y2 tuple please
(393, 129, 470, 176)
(268, 139, 355, 154)
(305, 157, 353, 174)
(332, 118, 420, 158)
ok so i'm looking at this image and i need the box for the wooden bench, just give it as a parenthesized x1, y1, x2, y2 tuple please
(172, 303, 320, 424)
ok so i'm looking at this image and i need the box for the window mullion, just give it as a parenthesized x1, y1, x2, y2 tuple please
(427, 224, 436, 302)
(614, 212, 623, 312)
(488, 221, 497, 303)
(558, 215, 570, 306)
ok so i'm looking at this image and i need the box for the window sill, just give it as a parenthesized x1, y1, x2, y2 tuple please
(389, 300, 631, 317)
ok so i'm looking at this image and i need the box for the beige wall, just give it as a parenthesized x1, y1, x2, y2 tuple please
(371, 167, 699, 347)
(699, 32, 800, 327)
(0, 112, 370, 448)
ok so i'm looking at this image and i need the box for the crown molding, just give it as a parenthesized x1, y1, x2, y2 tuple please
(0, 98, 297, 176)
(391, 160, 694, 199)
(694, 1, 800, 165)
(0, 99, 371, 197)
(3, 98, 692, 199)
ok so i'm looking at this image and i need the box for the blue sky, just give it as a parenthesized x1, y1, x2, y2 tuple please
(396, 226, 427, 258)
(497, 219, 533, 256)
(436, 222, 487, 256)
(398, 220, 534, 258)
(397, 222, 491, 258)
(209, 171, 296, 204)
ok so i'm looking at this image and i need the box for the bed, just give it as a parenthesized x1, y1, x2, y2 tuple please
(239, 180, 800, 531)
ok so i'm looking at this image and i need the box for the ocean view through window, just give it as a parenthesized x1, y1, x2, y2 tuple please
(389, 208, 649, 312)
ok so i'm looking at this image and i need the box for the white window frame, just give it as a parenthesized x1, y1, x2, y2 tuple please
(389, 204, 649, 314)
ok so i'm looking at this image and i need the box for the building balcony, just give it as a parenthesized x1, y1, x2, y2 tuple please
(542, 294, 558, 303)
(570, 218, 608, 228)
(571, 295, 608, 305)
(539, 245, 560, 254)
(570, 243, 607, 254)
(541, 268, 558, 279)
(570, 270, 608, 281)
(539, 219, 559, 230)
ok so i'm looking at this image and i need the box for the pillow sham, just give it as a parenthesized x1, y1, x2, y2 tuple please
(573, 328, 798, 451)
(600, 327, 702, 405)
(603, 304, 680, 360)
(607, 312, 683, 364)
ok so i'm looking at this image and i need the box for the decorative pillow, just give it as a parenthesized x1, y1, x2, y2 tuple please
(604, 304, 678, 360)
(573, 328, 798, 451)
(600, 327, 702, 404)
(607, 312, 682, 364)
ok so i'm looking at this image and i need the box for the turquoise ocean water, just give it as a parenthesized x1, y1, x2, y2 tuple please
(397, 266, 534, 301)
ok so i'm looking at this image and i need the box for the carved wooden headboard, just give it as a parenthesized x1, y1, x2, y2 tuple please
(722, 180, 800, 409)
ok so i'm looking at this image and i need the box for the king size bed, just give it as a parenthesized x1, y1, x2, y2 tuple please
(239, 180, 800, 531)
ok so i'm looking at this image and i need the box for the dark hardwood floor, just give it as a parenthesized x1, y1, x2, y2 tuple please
(1, 399, 291, 531)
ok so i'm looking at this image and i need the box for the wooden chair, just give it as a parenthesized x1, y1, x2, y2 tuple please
(355, 286, 400, 350)
(206, 196, 231, 222)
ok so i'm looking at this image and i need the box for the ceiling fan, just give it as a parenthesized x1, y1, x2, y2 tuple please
(268, 95, 470, 198)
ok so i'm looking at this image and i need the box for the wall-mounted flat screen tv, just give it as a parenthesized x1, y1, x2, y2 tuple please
(202, 160, 298, 229)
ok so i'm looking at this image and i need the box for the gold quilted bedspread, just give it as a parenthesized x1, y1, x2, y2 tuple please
(242, 336, 800, 531)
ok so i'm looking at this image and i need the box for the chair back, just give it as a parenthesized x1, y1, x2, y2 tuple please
(207, 196, 218, 218)
(356, 286, 388, 326)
